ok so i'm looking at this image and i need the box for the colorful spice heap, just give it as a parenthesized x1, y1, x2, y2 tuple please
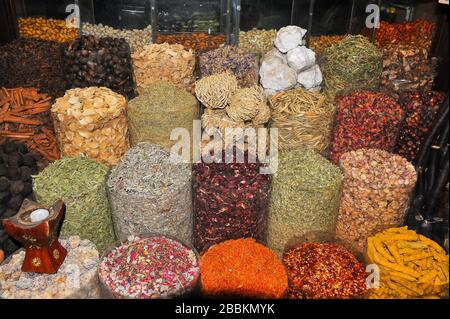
(107, 143, 193, 245)
(51, 87, 130, 167)
(128, 81, 198, 150)
(156, 33, 225, 53)
(310, 35, 346, 57)
(336, 149, 417, 255)
(200, 238, 288, 298)
(328, 91, 404, 164)
(82, 23, 152, 53)
(396, 90, 445, 162)
(0, 236, 101, 299)
(268, 149, 343, 256)
(34, 157, 115, 253)
(132, 43, 196, 94)
(321, 35, 382, 100)
(0, 142, 38, 258)
(18, 17, 78, 43)
(98, 235, 200, 299)
(270, 88, 334, 153)
(284, 242, 367, 299)
(193, 155, 271, 253)
(381, 44, 438, 99)
(375, 20, 436, 51)
(64, 35, 136, 100)
(367, 227, 449, 299)
(239, 28, 277, 56)
(0, 87, 60, 166)
(0, 39, 67, 98)
(199, 46, 258, 88)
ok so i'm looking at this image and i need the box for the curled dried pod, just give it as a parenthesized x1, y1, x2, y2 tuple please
(226, 85, 269, 123)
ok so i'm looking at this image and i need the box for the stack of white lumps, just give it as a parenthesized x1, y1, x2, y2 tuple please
(82, 23, 152, 53)
(260, 26, 323, 95)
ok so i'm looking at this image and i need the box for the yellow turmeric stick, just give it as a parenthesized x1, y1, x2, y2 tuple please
(389, 275, 424, 296)
(373, 237, 396, 263)
(418, 270, 438, 284)
(386, 241, 403, 265)
(373, 251, 421, 278)
(404, 252, 434, 262)
(388, 271, 417, 282)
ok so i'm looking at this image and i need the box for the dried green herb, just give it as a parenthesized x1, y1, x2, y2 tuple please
(321, 35, 382, 100)
(127, 81, 199, 150)
(33, 157, 115, 253)
(268, 149, 343, 256)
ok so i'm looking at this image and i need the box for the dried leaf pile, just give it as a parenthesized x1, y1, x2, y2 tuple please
(239, 28, 277, 56)
(132, 43, 196, 94)
(199, 46, 259, 88)
(51, 87, 130, 167)
(0, 87, 60, 167)
(107, 143, 193, 245)
(268, 149, 343, 256)
(33, 157, 115, 253)
(321, 35, 382, 100)
(127, 81, 198, 150)
(270, 88, 334, 153)
(310, 35, 346, 57)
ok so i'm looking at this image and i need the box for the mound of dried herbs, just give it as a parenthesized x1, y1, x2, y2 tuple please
(33, 157, 115, 253)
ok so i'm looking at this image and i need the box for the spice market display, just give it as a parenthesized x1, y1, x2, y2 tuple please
(193, 154, 271, 253)
(82, 23, 152, 54)
(33, 157, 115, 253)
(132, 43, 196, 94)
(18, 17, 78, 43)
(328, 91, 405, 164)
(0, 142, 38, 258)
(260, 26, 323, 95)
(336, 149, 417, 255)
(98, 235, 199, 299)
(51, 87, 130, 167)
(268, 149, 343, 256)
(127, 81, 199, 150)
(107, 143, 193, 245)
(367, 227, 448, 299)
(199, 46, 259, 88)
(156, 33, 225, 53)
(0, 2, 448, 302)
(270, 88, 334, 153)
(0, 87, 60, 168)
(64, 35, 137, 100)
(200, 238, 288, 298)
(0, 39, 67, 98)
(284, 242, 368, 299)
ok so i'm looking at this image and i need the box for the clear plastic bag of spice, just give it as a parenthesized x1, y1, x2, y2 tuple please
(98, 234, 200, 299)
(192, 152, 271, 254)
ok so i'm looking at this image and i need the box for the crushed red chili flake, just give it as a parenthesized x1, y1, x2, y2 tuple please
(192, 154, 271, 253)
(283, 242, 367, 299)
(98, 235, 200, 299)
(328, 91, 404, 164)
(396, 90, 445, 162)
(200, 238, 288, 299)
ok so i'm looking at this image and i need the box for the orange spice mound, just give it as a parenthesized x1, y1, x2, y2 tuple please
(200, 238, 288, 299)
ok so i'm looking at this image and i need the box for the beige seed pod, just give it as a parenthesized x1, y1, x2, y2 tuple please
(195, 72, 238, 109)
(226, 85, 270, 124)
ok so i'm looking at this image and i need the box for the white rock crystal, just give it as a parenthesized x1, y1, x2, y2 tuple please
(287, 47, 316, 72)
(260, 57, 297, 91)
(264, 48, 288, 64)
(297, 64, 323, 90)
(274, 26, 307, 53)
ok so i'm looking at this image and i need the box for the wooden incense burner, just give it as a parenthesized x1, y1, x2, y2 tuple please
(2, 199, 67, 274)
